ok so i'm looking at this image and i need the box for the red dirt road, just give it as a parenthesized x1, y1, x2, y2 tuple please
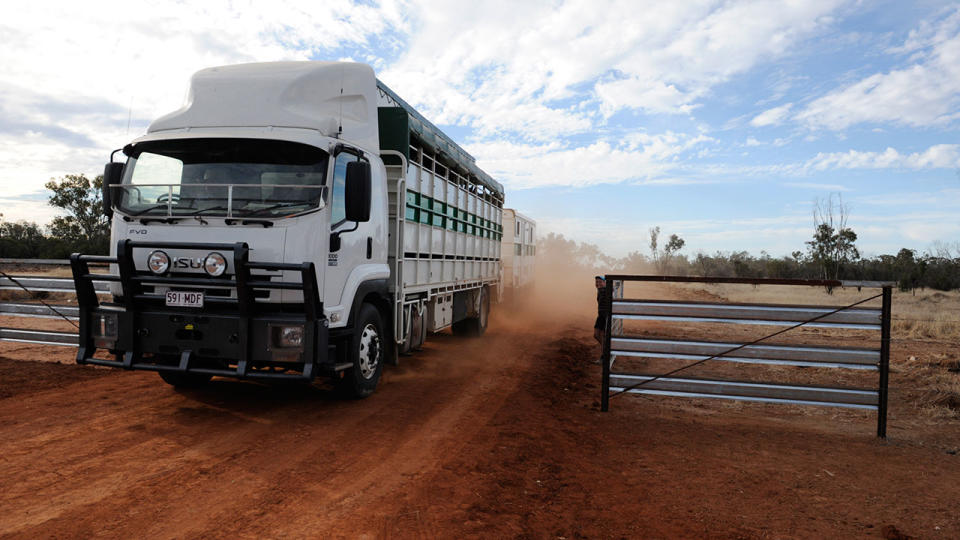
(1, 304, 958, 538)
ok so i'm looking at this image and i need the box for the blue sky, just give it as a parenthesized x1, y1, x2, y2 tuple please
(1, 0, 958, 258)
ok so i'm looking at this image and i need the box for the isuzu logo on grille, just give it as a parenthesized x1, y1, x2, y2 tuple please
(173, 257, 205, 269)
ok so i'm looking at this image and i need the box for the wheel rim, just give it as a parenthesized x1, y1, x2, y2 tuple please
(357, 323, 381, 379)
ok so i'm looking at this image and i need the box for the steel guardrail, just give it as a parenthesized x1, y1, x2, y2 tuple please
(1, 260, 86, 346)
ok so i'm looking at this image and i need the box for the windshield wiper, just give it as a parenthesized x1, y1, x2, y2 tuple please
(240, 202, 311, 217)
(184, 205, 228, 216)
(139, 217, 182, 225)
(128, 204, 171, 216)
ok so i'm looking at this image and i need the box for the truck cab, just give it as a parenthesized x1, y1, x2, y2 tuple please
(72, 61, 504, 397)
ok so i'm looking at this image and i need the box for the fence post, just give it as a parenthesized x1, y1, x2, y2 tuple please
(601, 277, 612, 412)
(878, 286, 892, 438)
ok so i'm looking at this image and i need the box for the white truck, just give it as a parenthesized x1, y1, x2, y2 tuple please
(71, 61, 505, 397)
(501, 209, 536, 301)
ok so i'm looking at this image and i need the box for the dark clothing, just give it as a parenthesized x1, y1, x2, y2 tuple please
(594, 314, 605, 330)
(595, 287, 608, 330)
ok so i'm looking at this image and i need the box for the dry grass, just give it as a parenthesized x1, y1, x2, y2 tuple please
(679, 283, 960, 341)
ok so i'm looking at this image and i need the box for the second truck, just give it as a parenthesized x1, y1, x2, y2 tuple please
(72, 61, 507, 397)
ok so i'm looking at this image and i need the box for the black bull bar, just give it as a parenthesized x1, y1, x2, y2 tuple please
(71, 240, 329, 380)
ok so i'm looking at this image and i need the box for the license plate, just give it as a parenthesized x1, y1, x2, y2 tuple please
(165, 291, 204, 308)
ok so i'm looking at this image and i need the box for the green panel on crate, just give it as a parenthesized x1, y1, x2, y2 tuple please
(402, 187, 503, 240)
(377, 107, 410, 162)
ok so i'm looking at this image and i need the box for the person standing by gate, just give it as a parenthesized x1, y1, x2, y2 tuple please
(594, 276, 607, 349)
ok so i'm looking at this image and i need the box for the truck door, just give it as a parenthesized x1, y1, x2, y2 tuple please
(323, 148, 368, 321)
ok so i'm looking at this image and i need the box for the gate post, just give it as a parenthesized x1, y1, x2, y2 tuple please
(601, 277, 612, 412)
(878, 286, 892, 438)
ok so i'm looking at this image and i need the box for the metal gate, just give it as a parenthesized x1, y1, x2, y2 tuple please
(600, 275, 893, 438)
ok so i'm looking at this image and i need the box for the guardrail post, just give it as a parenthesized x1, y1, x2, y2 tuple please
(70, 253, 96, 363)
(116, 240, 142, 368)
(878, 286, 892, 438)
(601, 277, 612, 412)
(233, 243, 252, 377)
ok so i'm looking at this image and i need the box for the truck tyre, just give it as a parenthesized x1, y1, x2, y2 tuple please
(336, 304, 384, 399)
(452, 286, 489, 337)
(158, 371, 212, 388)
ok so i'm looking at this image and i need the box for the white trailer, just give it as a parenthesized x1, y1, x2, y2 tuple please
(71, 61, 504, 397)
(501, 209, 536, 300)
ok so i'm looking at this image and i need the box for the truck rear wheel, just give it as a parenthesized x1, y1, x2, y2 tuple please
(335, 304, 384, 399)
(452, 286, 489, 337)
(158, 371, 212, 388)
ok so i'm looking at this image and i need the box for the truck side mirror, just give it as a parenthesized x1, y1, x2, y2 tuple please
(344, 160, 371, 222)
(102, 162, 124, 218)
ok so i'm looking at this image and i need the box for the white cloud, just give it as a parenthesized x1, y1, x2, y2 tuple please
(796, 7, 960, 129)
(0, 0, 409, 198)
(0, 198, 64, 227)
(806, 144, 960, 171)
(382, 0, 845, 139)
(595, 78, 697, 116)
(750, 103, 793, 127)
(468, 132, 713, 189)
(855, 188, 960, 208)
(784, 182, 851, 191)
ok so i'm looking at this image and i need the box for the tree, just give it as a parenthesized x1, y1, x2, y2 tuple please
(45, 174, 110, 254)
(648, 226, 660, 269)
(0, 218, 48, 258)
(664, 234, 685, 258)
(805, 194, 859, 281)
(648, 226, 685, 274)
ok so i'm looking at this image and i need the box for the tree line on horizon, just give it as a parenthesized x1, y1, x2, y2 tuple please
(1, 175, 958, 292)
(538, 230, 960, 292)
(540, 194, 959, 293)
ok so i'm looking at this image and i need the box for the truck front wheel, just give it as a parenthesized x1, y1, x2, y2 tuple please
(336, 304, 384, 398)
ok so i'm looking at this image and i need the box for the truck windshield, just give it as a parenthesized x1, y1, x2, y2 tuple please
(115, 138, 329, 218)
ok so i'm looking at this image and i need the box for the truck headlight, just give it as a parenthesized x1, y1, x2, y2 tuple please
(147, 250, 170, 274)
(204, 252, 227, 277)
(272, 325, 304, 348)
